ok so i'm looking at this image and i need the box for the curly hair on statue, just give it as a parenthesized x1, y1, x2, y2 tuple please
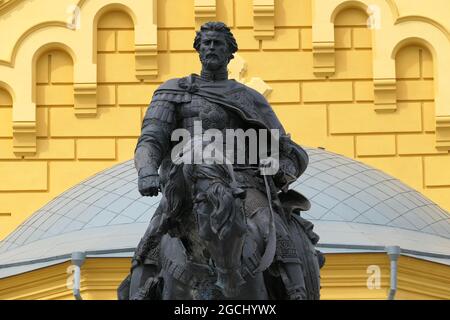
(193, 21, 238, 58)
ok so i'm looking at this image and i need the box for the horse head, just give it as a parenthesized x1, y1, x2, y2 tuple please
(174, 136, 248, 297)
(191, 163, 248, 297)
(163, 135, 249, 297)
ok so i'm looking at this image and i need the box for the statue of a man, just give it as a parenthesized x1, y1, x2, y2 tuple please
(118, 22, 322, 300)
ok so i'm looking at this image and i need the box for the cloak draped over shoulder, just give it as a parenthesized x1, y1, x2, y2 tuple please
(148, 74, 309, 179)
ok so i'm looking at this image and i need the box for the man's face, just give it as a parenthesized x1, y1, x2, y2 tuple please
(198, 31, 230, 71)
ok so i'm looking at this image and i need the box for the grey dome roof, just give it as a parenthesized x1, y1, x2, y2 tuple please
(1, 147, 450, 277)
(295, 149, 450, 237)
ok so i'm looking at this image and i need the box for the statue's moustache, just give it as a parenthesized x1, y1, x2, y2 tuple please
(201, 55, 218, 62)
(200, 56, 219, 66)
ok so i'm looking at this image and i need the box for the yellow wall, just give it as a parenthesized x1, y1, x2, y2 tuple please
(0, 258, 130, 300)
(0, 254, 448, 300)
(0, 0, 450, 242)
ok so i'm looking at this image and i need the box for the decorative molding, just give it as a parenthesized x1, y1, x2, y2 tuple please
(395, 16, 450, 42)
(0, 259, 129, 300)
(135, 44, 158, 80)
(385, 0, 400, 20)
(386, 25, 450, 152)
(13, 121, 36, 156)
(133, 0, 159, 79)
(0, 0, 21, 15)
(312, 0, 336, 78)
(74, 83, 97, 117)
(229, 54, 272, 97)
(397, 256, 450, 299)
(373, 78, 397, 112)
(312, 0, 400, 79)
(194, 0, 216, 28)
(253, 0, 275, 40)
(77, 0, 88, 9)
(435, 116, 450, 151)
(313, 41, 335, 77)
(0, 22, 68, 67)
(0, 261, 72, 300)
(0, 0, 158, 157)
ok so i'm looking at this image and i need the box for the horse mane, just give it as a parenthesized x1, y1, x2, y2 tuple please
(206, 182, 240, 240)
(164, 135, 245, 239)
(163, 164, 189, 224)
(193, 164, 245, 240)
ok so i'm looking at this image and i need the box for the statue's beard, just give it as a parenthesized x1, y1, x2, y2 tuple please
(200, 54, 227, 71)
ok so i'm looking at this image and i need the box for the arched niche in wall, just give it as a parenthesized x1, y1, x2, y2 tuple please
(312, 0, 398, 111)
(0, 85, 14, 152)
(332, 8, 373, 81)
(312, 0, 391, 77)
(94, 8, 138, 122)
(389, 32, 450, 151)
(395, 45, 435, 133)
(0, 83, 14, 106)
(89, 1, 158, 82)
(35, 49, 74, 146)
(96, 10, 136, 85)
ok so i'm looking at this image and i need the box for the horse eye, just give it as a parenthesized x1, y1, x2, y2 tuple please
(194, 193, 206, 203)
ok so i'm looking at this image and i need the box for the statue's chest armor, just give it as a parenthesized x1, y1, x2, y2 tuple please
(177, 96, 245, 134)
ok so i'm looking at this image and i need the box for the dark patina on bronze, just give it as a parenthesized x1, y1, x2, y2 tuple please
(118, 22, 324, 300)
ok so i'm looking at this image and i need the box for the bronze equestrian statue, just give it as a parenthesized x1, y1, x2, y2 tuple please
(118, 22, 324, 300)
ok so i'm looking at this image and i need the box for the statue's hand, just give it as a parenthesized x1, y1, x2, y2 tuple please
(138, 174, 160, 197)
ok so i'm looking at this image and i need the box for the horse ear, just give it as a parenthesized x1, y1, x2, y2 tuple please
(232, 188, 246, 199)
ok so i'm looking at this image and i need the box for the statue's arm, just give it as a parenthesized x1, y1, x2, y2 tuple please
(135, 93, 177, 181)
(252, 90, 308, 191)
(275, 136, 309, 192)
